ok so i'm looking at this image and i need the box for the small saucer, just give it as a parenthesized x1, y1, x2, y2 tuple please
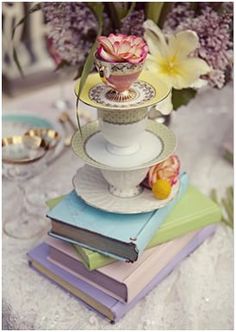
(71, 120, 176, 171)
(72, 165, 180, 214)
(75, 71, 170, 110)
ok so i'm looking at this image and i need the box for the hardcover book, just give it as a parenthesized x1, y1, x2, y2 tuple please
(46, 224, 211, 303)
(47, 185, 221, 270)
(28, 225, 216, 322)
(47, 173, 188, 262)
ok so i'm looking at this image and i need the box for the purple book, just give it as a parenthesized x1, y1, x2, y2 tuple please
(27, 225, 216, 323)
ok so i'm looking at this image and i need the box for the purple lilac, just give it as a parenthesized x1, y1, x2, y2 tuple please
(41, 2, 98, 67)
(119, 10, 145, 37)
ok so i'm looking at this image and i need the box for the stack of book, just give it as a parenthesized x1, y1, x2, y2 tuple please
(28, 174, 221, 323)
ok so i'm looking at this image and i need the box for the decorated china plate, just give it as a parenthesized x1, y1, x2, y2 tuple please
(74, 71, 171, 110)
(71, 120, 176, 171)
(72, 165, 180, 214)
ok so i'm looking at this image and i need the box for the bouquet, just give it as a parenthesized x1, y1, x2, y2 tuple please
(12, 2, 233, 114)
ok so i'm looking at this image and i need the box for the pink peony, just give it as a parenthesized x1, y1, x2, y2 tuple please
(148, 155, 180, 188)
(97, 33, 148, 64)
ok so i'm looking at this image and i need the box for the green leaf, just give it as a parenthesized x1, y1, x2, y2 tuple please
(210, 187, 234, 229)
(210, 188, 219, 205)
(114, 3, 128, 21)
(145, 2, 164, 24)
(13, 47, 24, 78)
(158, 3, 174, 28)
(75, 3, 104, 134)
(226, 186, 233, 209)
(87, 2, 104, 22)
(126, 2, 136, 17)
(106, 2, 122, 29)
(172, 88, 197, 111)
(73, 66, 83, 81)
(222, 197, 233, 227)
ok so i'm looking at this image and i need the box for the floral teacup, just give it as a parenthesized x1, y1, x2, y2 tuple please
(95, 33, 148, 94)
(95, 56, 145, 93)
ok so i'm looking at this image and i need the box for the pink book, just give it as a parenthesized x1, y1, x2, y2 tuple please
(46, 227, 206, 303)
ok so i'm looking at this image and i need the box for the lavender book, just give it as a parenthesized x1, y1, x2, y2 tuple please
(28, 225, 216, 322)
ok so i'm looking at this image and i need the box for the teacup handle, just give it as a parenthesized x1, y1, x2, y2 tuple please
(97, 66, 107, 84)
(97, 65, 117, 91)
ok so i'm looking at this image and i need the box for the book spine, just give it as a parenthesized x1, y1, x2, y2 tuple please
(48, 246, 127, 302)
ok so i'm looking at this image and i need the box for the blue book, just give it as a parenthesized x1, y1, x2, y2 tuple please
(47, 173, 188, 262)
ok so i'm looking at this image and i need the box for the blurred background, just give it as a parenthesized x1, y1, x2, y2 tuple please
(2, 2, 56, 96)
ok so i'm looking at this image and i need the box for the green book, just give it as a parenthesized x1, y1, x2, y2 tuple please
(47, 185, 221, 270)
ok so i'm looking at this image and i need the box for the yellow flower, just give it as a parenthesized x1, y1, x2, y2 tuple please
(143, 20, 211, 90)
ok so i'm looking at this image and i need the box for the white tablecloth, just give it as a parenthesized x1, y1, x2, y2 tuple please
(2, 82, 233, 330)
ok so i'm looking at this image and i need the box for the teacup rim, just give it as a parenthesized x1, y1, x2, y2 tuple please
(94, 52, 145, 66)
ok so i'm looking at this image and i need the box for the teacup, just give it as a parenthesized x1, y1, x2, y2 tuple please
(95, 55, 145, 93)
(100, 167, 149, 198)
(98, 107, 148, 155)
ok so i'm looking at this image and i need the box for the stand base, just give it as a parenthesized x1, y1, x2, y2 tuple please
(105, 88, 137, 102)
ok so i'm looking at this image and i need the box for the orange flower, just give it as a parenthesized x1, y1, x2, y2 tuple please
(97, 34, 148, 64)
(148, 155, 180, 187)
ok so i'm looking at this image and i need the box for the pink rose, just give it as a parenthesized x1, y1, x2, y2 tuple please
(148, 155, 180, 188)
(97, 34, 148, 64)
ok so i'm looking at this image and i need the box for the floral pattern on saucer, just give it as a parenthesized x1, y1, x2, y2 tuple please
(89, 81, 155, 108)
(74, 71, 171, 110)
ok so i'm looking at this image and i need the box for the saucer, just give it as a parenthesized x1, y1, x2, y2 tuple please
(72, 165, 180, 214)
(75, 71, 170, 110)
(71, 120, 176, 171)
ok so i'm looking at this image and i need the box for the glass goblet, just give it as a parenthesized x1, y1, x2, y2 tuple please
(2, 135, 49, 239)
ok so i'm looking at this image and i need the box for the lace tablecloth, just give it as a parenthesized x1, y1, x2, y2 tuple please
(2, 82, 233, 330)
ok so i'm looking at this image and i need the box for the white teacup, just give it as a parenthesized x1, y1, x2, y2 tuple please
(100, 167, 149, 198)
(98, 107, 148, 155)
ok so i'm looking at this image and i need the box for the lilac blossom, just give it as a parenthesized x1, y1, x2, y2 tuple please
(41, 2, 98, 67)
(119, 10, 145, 37)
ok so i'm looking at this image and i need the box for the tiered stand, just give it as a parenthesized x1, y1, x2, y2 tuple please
(72, 70, 178, 214)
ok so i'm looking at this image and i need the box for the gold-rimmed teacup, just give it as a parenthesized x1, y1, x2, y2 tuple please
(24, 128, 60, 150)
(2, 135, 48, 164)
(94, 55, 145, 102)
